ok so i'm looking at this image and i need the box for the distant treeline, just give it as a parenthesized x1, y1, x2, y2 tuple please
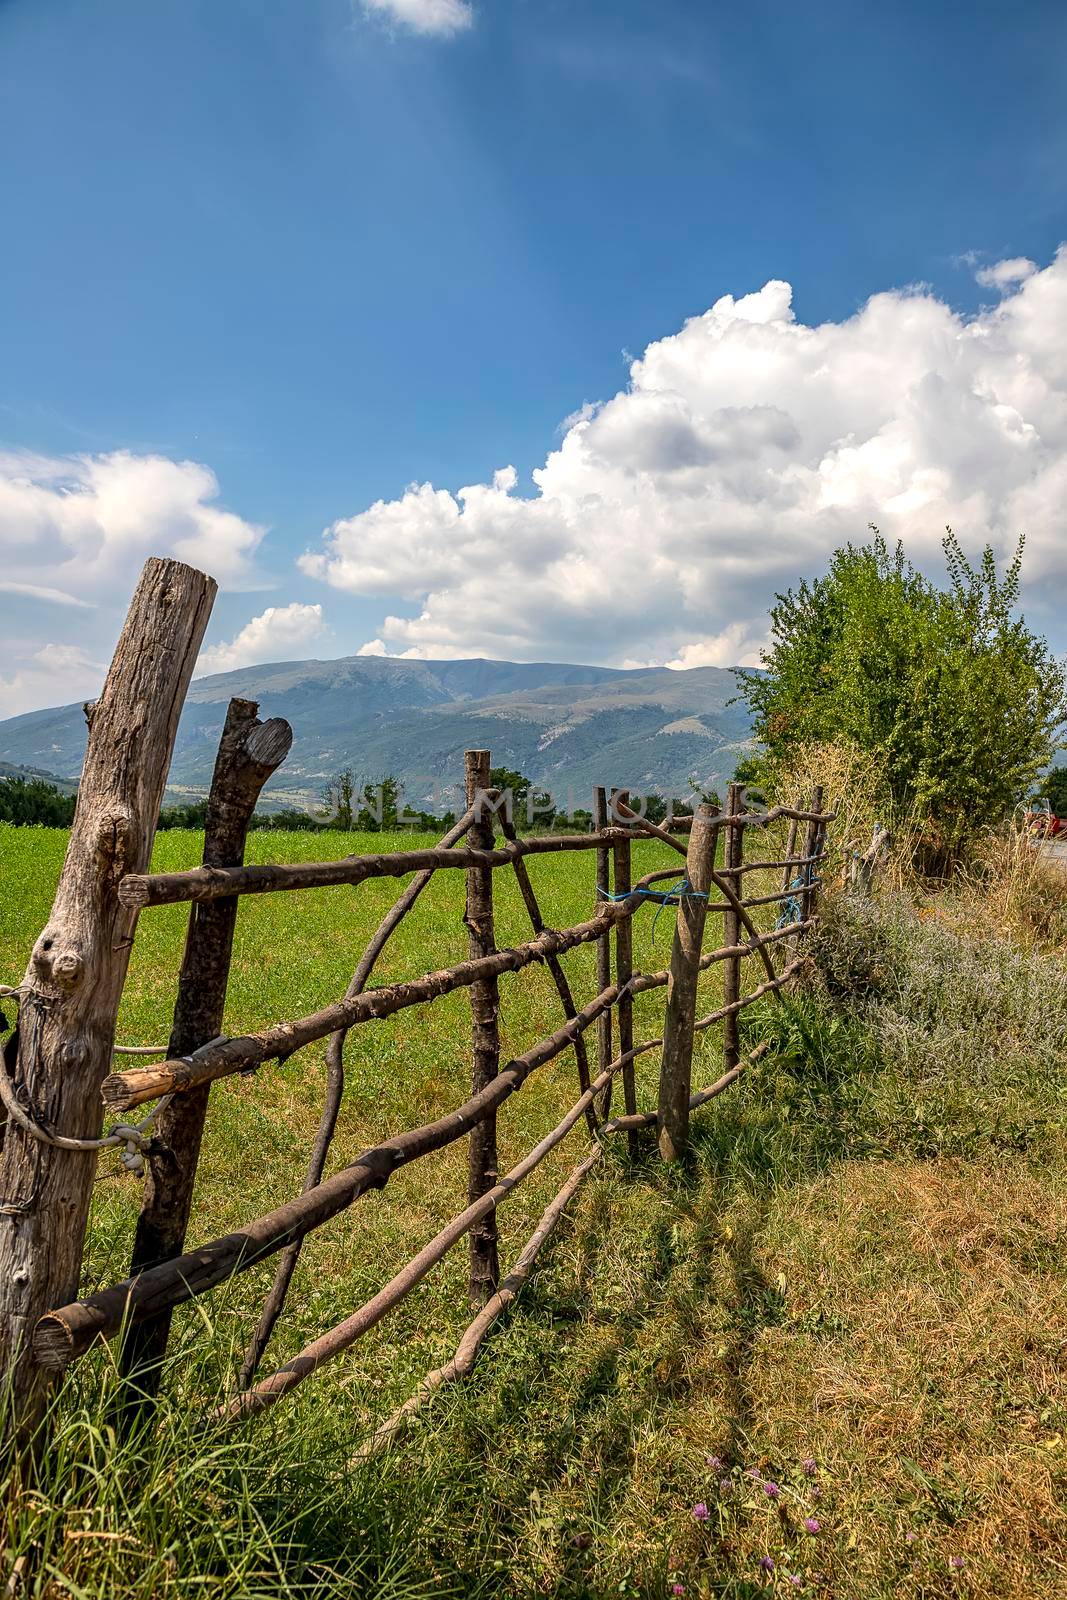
(0, 771, 703, 832)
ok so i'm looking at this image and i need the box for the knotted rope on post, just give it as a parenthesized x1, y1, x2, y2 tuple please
(0, 984, 171, 1176)
(597, 876, 708, 943)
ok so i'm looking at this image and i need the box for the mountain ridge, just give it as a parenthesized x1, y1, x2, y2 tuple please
(0, 655, 756, 812)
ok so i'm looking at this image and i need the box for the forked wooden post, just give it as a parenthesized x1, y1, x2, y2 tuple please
(117, 698, 292, 1413)
(610, 789, 638, 1157)
(592, 787, 613, 1117)
(657, 802, 718, 1161)
(721, 782, 744, 1075)
(465, 750, 501, 1306)
(0, 558, 216, 1446)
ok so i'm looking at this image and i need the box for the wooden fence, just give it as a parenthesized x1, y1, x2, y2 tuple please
(0, 559, 831, 1452)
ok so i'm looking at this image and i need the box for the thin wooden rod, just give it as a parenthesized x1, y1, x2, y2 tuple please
(117, 832, 638, 910)
(236, 807, 477, 1390)
(721, 782, 744, 1077)
(499, 813, 596, 1138)
(693, 958, 805, 1034)
(34, 983, 621, 1370)
(627, 920, 814, 997)
(611, 790, 638, 1157)
(592, 788, 613, 1119)
(601, 1042, 771, 1134)
(355, 1147, 602, 1458)
(213, 1054, 624, 1425)
(102, 903, 638, 1113)
(465, 753, 501, 1308)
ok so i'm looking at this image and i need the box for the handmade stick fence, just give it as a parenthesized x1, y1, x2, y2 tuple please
(0, 558, 832, 1455)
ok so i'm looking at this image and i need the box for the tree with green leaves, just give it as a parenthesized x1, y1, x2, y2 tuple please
(0, 777, 76, 827)
(736, 529, 1067, 857)
(488, 766, 556, 828)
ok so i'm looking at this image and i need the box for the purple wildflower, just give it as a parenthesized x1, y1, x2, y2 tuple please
(905, 1533, 916, 1544)
(803, 1517, 821, 1534)
(802, 1458, 817, 1477)
(762, 1481, 781, 1500)
(691, 1503, 710, 1523)
(759, 1556, 775, 1573)
(671, 1586, 686, 1596)
(706, 1454, 723, 1470)
(719, 1478, 732, 1493)
(950, 1556, 965, 1570)
(810, 1486, 822, 1500)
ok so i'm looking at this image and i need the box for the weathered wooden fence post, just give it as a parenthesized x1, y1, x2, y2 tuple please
(117, 698, 292, 1412)
(0, 558, 216, 1445)
(465, 750, 500, 1306)
(801, 785, 825, 923)
(610, 789, 638, 1157)
(657, 802, 718, 1162)
(721, 781, 744, 1075)
(592, 787, 613, 1116)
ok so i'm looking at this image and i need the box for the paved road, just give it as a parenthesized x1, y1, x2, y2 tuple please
(1038, 838, 1067, 870)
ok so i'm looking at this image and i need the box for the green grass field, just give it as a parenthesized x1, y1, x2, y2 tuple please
(1, 826, 1065, 1600)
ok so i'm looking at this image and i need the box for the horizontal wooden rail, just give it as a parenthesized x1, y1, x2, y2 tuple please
(118, 809, 834, 911)
(601, 1040, 771, 1133)
(35, 984, 621, 1369)
(214, 1054, 625, 1424)
(118, 831, 636, 910)
(102, 904, 637, 1113)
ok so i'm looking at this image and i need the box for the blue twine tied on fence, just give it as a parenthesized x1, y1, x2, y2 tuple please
(776, 869, 822, 929)
(598, 876, 708, 944)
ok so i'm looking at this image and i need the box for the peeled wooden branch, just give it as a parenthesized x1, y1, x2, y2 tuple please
(117, 832, 634, 910)
(499, 813, 596, 1137)
(692, 957, 806, 1034)
(102, 903, 636, 1113)
(355, 1147, 602, 1457)
(34, 983, 620, 1370)
(215, 1053, 623, 1424)
(237, 807, 477, 1390)
(601, 1041, 771, 1134)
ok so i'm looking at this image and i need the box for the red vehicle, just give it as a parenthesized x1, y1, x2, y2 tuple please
(1026, 798, 1065, 837)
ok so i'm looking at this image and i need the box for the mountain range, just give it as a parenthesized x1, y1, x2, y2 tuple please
(0, 656, 756, 813)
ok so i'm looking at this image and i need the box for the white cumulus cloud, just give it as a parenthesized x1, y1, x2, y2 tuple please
(0, 448, 264, 598)
(300, 251, 1067, 667)
(975, 256, 1037, 290)
(196, 603, 328, 676)
(362, 0, 473, 37)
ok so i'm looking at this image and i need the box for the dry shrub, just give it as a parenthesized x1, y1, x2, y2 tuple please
(767, 741, 905, 888)
(947, 820, 1067, 953)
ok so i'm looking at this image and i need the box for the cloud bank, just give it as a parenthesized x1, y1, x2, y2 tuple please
(302, 251, 1067, 669)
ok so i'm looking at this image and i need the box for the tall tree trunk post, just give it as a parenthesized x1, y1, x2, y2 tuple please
(0, 558, 216, 1449)
(610, 789, 638, 1157)
(721, 782, 744, 1075)
(117, 699, 292, 1417)
(592, 787, 613, 1119)
(656, 803, 718, 1162)
(464, 750, 500, 1307)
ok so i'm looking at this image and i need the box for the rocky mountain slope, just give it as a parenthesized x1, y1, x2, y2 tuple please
(0, 656, 755, 813)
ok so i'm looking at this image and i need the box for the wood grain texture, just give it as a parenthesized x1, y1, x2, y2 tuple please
(0, 557, 216, 1439)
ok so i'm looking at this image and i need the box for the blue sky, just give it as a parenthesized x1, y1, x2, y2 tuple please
(2, 0, 1066, 712)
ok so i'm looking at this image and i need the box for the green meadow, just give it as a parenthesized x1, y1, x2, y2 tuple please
(1, 824, 1064, 1600)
